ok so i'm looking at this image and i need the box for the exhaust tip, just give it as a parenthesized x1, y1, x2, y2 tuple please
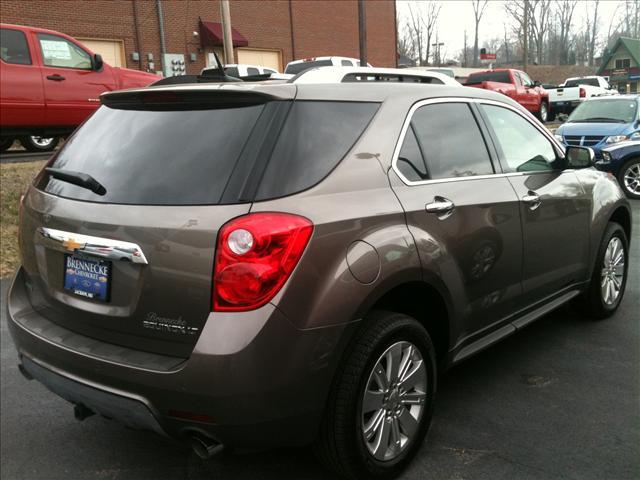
(74, 403, 95, 421)
(190, 434, 224, 459)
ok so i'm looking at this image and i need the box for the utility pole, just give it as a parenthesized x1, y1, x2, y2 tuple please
(220, 0, 234, 64)
(463, 30, 468, 67)
(358, 0, 367, 66)
(432, 41, 444, 66)
(523, 0, 528, 72)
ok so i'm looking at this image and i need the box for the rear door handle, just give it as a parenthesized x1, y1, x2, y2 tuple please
(522, 191, 541, 210)
(426, 196, 455, 218)
(46, 74, 65, 81)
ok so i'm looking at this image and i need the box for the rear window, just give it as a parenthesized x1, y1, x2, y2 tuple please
(40, 100, 379, 205)
(41, 104, 265, 205)
(285, 59, 333, 74)
(224, 66, 239, 77)
(466, 71, 511, 84)
(564, 78, 599, 88)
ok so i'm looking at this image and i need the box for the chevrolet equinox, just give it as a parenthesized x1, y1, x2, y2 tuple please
(7, 82, 632, 479)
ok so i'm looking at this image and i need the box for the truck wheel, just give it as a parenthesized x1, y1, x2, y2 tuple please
(0, 137, 15, 153)
(618, 158, 640, 200)
(315, 311, 436, 479)
(536, 102, 548, 123)
(19, 136, 59, 152)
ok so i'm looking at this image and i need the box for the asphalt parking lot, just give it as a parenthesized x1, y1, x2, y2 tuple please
(1, 202, 638, 480)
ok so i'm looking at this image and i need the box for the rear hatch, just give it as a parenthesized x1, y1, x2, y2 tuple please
(19, 86, 295, 358)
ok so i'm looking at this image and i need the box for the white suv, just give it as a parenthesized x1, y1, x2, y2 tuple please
(201, 64, 279, 78)
(284, 56, 372, 75)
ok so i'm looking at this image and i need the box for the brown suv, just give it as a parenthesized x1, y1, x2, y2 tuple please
(6, 82, 631, 479)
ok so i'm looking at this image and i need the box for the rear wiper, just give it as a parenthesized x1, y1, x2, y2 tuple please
(45, 167, 106, 195)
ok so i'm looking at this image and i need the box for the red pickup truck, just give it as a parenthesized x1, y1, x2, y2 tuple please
(1, 24, 159, 152)
(465, 69, 550, 122)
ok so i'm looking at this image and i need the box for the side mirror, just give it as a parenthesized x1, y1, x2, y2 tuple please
(93, 53, 104, 71)
(533, 80, 541, 87)
(565, 146, 594, 169)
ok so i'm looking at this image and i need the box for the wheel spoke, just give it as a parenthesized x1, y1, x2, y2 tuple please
(385, 343, 404, 383)
(371, 418, 391, 460)
(373, 364, 389, 391)
(364, 409, 385, 441)
(399, 361, 427, 391)
(400, 390, 426, 405)
(363, 389, 385, 413)
(397, 407, 419, 438)
(390, 417, 402, 452)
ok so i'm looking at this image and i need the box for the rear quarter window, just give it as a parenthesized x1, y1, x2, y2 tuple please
(1, 28, 32, 65)
(255, 101, 379, 200)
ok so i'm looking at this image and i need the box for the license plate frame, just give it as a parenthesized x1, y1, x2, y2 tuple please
(63, 254, 112, 302)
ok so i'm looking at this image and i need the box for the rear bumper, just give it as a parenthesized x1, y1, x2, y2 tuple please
(7, 267, 356, 448)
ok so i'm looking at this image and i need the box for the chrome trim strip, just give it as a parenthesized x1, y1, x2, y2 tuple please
(390, 97, 566, 187)
(37, 227, 148, 265)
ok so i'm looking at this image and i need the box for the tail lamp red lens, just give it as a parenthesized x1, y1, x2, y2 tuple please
(579, 87, 586, 98)
(213, 213, 313, 312)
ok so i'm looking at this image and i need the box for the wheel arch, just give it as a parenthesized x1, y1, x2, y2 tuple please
(610, 205, 632, 243)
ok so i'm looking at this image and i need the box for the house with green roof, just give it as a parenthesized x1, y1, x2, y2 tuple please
(597, 37, 640, 94)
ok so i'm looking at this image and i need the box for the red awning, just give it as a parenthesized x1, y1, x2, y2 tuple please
(199, 21, 248, 48)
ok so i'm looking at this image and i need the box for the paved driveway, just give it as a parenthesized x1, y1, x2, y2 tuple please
(1, 202, 638, 480)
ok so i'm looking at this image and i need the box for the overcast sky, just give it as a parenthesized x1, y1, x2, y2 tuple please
(396, 0, 626, 59)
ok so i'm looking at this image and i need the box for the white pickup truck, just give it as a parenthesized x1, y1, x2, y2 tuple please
(547, 76, 618, 118)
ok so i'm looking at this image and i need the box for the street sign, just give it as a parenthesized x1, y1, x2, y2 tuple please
(480, 53, 496, 60)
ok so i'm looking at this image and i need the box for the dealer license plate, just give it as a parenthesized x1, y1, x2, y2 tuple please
(63, 254, 111, 302)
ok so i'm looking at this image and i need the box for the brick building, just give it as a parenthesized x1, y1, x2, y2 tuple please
(0, 0, 397, 75)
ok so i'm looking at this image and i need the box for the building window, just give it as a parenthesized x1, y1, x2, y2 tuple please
(615, 58, 631, 69)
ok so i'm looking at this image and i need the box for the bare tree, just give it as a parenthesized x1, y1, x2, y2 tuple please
(623, 0, 640, 38)
(405, 2, 441, 66)
(554, 0, 577, 65)
(472, 0, 489, 67)
(586, 0, 600, 67)
(528, 0, 552, 64)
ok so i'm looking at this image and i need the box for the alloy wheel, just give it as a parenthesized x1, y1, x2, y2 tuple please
(361, 341, 427, 462)
(29, 136, 56, 148)
(600, 237, 625, 305)
(623, 162, 640, 196)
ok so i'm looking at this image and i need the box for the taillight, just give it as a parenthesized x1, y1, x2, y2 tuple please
(579, 87, 586, 98)
(213, 213, 313, 312)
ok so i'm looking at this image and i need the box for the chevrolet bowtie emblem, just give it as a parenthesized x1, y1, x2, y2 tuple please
(62, 238, 85, 251)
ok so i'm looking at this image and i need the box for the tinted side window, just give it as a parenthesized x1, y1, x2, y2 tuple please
(482, 105, 557, 173)
(38, 33, 91, 69)
(397, 127, 428, 181)
(224, 66, 239, 77)
(246, 67, 259, 76)
(284, 59, 332, 74)
(256, 101, 379, 199)
(341, 60, 353, 66)
(0, 28, 32, 65)
(408, 103, 494, 179)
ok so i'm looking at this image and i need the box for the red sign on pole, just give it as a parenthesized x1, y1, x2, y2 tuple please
(480, 53, 497, 60)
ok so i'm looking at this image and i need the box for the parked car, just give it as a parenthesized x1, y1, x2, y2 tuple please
(284, 56, 372, 74)
(201, 63, 279, 78)
(465, 68, 550, 122)
(554, 95, 640, 160)
(547, 76, 618, 118)
(0, 23, 159, 152)
(597, 140, 640, 199)
(7, 81, 631, 480)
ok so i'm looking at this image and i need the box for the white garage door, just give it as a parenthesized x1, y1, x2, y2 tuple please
(78, 39, 125, 67)
(237, 49, 281, 72)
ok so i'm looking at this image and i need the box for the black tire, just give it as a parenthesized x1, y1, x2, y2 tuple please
(315, 311, 437, 479)
(0, 137, 14, 152)
(617, 158, 640, 200)
(536, 101, 549, 122)
(573, 222, 629, 319)
(19, 135, 59, 152)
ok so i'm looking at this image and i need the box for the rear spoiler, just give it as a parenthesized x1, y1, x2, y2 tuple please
(101, 84, 296, 110)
